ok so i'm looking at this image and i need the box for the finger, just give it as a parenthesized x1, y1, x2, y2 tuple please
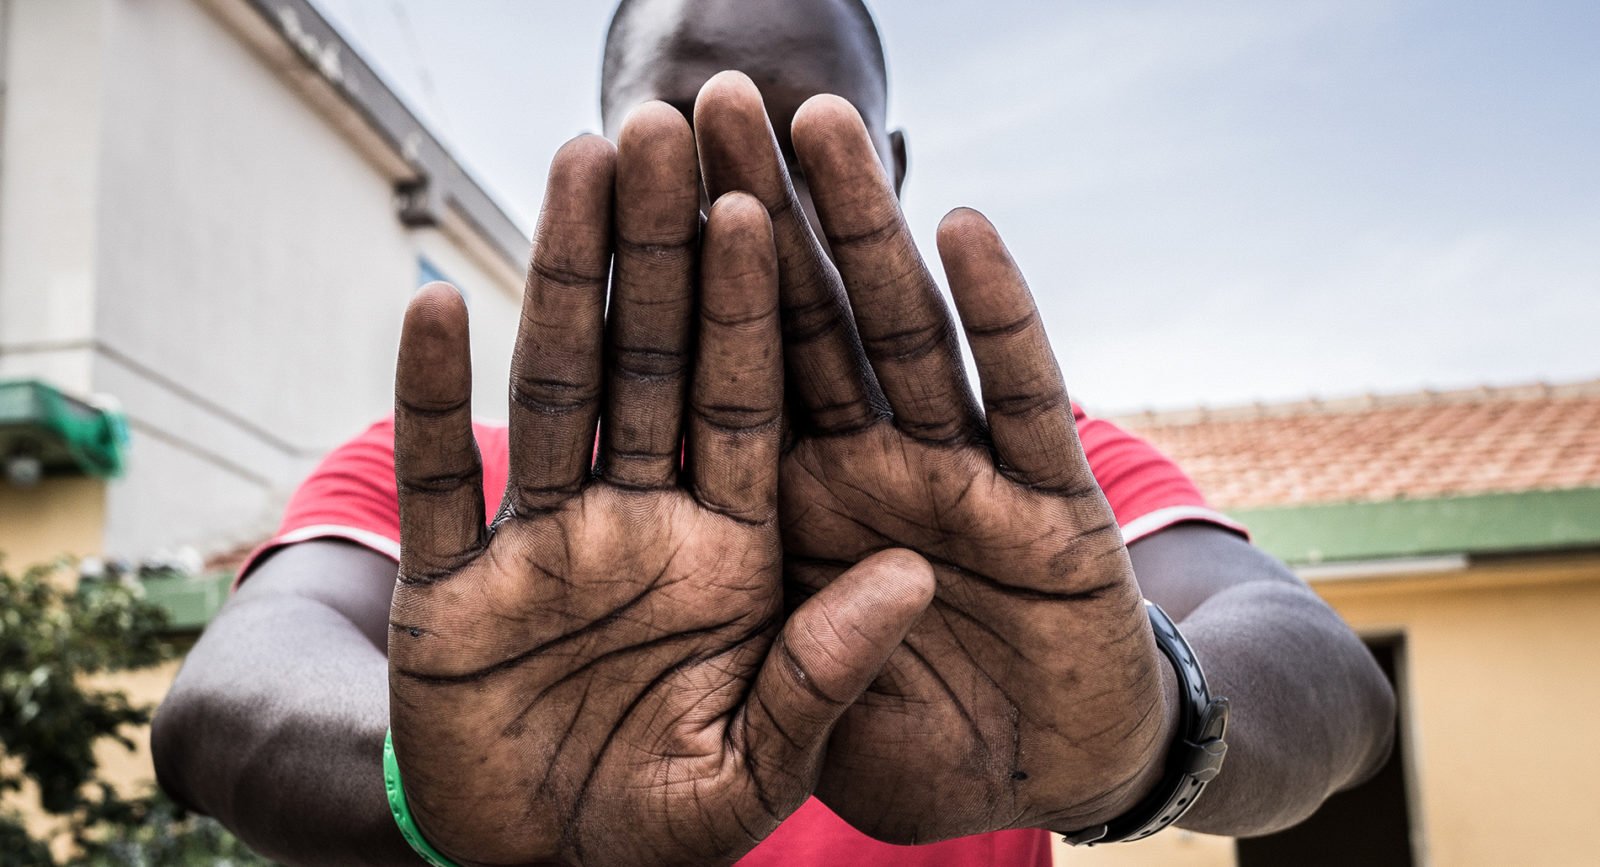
(688, 193, 783, 524)
(394, 283, 485, 582)
(938, 207, 1090, 491)
(505, 135, 616, 515)
(742, 550, 935, 785)
(792, 94, 980, 443)
(600, 102, 699, 489)
(694, 71, 882, 434)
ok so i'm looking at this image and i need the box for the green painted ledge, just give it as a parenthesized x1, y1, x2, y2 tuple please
(1227, 488, 1600, 566)
(141, 571, 234, 632)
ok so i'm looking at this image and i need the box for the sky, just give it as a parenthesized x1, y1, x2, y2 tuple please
(311, 0, 1599, 414)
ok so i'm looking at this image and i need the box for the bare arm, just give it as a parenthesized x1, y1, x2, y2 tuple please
(151, 540, 421, 866)
(1129, 523, 1397, 835)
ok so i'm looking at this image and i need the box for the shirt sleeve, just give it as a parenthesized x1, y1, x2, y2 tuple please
(1075, 409, 1248, 545)
(235, 418, 402, 584)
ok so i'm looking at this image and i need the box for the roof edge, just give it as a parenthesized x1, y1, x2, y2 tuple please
(1227, 487, 1600, 566)
(1112, 377, 1600, 429)
(207, 0, 530, 278)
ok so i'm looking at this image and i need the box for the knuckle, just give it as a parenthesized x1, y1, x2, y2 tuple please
(510, 377, 599, 414)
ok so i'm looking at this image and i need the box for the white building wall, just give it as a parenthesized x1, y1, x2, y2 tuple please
(0, 0, 110, 394)
(0, 0, 524, 557)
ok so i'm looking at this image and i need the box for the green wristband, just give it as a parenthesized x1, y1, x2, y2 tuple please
(383, 729, 463, 867)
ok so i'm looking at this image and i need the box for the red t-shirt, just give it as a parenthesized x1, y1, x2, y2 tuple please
(240, 407, 1244, 867)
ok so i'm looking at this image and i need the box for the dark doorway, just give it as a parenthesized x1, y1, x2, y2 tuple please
(1235, 635, 1415, 867)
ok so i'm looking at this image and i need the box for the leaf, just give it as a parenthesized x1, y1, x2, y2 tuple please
(0, 557, 270, 862)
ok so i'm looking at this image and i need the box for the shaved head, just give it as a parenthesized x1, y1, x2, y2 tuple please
(599, 0, 904, 199)
(602, 0, 886, 121)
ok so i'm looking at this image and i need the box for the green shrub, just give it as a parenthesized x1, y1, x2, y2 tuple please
(0, 558, 272, 865)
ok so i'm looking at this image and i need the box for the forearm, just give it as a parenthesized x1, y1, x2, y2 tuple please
(153, 591, 419, 865)
(1174, 580, 1396, 835)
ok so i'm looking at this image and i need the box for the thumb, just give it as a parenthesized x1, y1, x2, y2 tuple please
(741, 549, 936, 795)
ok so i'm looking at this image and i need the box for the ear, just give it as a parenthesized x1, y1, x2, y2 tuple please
(890, 129, 908, 197)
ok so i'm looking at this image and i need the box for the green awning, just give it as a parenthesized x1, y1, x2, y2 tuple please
(1227, 487, 1600, 566)
(0, 379, 128, 479)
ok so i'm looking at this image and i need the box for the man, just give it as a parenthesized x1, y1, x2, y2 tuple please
(153, 1, 1395, 865)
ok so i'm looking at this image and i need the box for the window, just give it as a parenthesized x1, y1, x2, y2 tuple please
(417, 256, 471, 306)
(418, 256, 449, 288)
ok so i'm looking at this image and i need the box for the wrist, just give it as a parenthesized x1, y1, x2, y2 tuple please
(384, 729, 467, 867)
(1058, 600, 1231, 846)
(1063, 641, 1183, 831)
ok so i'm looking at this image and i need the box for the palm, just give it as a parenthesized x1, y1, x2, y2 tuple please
(392, 490, 790, 866)
(783, 426, 1155, 841)
(386, 105, 931, 867)
(694, 73, 1174, 843)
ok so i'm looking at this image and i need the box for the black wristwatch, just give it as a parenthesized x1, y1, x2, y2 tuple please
(1063, 600, 1230, 846)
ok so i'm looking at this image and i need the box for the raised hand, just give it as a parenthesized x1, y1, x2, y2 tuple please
(693, 72, 1178, 844)
(386, 104, 934, 867)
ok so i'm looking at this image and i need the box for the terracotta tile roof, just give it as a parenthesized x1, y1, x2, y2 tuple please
(1111, 379, 1600, 510)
